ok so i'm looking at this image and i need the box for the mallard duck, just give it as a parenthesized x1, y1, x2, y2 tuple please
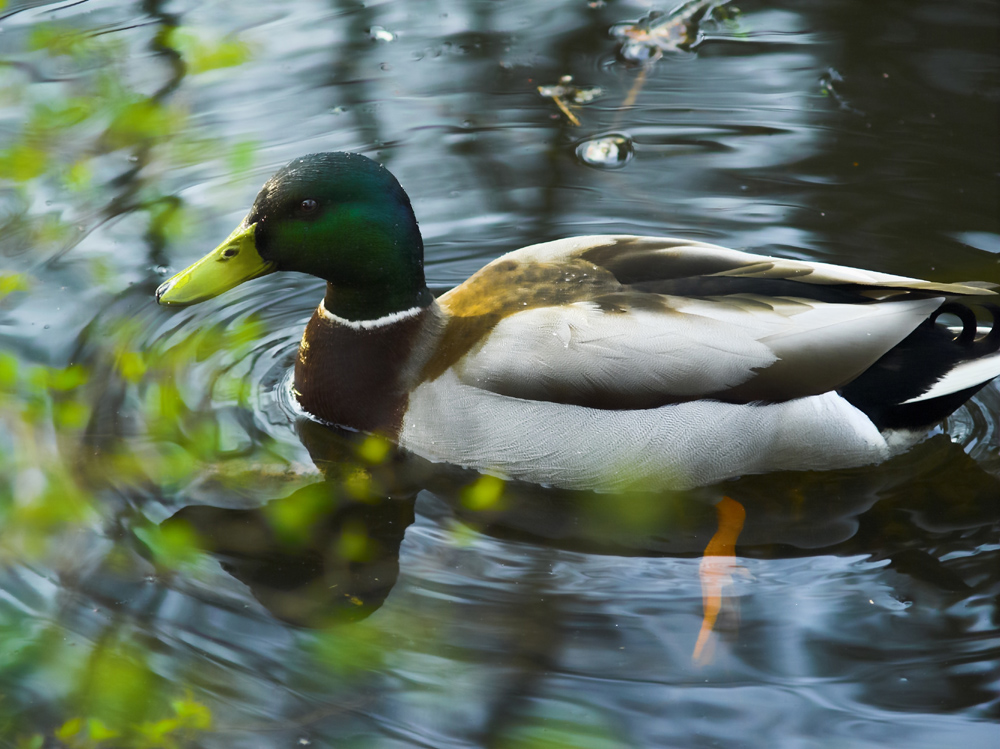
(156, 152, 1000, 491)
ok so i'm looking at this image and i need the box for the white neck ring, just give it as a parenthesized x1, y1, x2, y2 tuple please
(318, 299, 424, 331)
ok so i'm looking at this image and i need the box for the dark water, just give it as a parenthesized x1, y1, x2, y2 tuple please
(1, 0, 999, 746)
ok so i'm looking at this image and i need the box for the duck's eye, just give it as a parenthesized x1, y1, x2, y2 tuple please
(299, 199, 318, 214)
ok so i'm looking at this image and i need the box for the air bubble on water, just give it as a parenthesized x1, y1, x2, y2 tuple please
(576, 133, 634, 169)
(369, 26, 395, 43)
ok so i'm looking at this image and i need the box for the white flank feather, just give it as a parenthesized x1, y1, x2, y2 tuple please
(399, 371, 897, 492)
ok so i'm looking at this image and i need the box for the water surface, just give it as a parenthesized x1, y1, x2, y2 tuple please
(1, 0, 998, 746)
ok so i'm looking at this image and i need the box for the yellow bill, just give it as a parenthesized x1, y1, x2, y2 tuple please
(156, 222, 275, 306)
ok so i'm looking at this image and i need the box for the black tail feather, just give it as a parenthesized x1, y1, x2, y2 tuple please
(842, 303, 1000, 431)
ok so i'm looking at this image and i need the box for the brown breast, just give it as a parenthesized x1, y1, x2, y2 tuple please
(293, 305, 436, 436)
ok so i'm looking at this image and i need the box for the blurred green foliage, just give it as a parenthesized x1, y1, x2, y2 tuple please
(462, 473, 505, 511)
(1, 20, 256, 260)
(0, 356, 96, 559)
(0, 5, 681, 745)
(0, 316, 226, 743)
(32, 688, 212, 749)
(165, 29, 252, 74)
(0, 13, 265, 747)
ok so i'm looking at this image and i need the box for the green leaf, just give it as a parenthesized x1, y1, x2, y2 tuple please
(86, 717, 119, 742)
(147, 200, 189, 244)
(55, 717, 83, 741)
(28, 26, 88, 57)
(0, 273, 31, 298)
(47, 365, 89, 392)
(54, 400, 90, 430)
(0, 354, 17, 390)
(65, 160, 93, 191)
(134, 520, 203, 569)
(14, 734, 45, 749)
(264, 483, 336, 543)
(137, 717, 180, 744)
(227, 140, 257, 173)
(166, 29, 252, 74)
(357, 435, 391, 464)
(118, 351, 148, 383)
(338, 520, 372, 562)
(171, 692, 212, 730)
(30, 98, 94, 132)
(105, 99, 184, 149)
(0, 145, 48, 182)
(461, 474, 505, 511)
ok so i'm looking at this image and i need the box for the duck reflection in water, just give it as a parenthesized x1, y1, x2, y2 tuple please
(157, 415, 1000, 664)
(165, 481, 413, 627)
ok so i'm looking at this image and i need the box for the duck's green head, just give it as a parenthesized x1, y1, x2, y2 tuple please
(156, 152, 431, 320)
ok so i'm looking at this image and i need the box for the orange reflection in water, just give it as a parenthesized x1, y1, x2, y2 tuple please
(693, 495, 746, 664)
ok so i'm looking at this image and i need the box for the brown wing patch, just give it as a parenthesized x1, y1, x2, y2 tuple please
(420, 256, 621, 382)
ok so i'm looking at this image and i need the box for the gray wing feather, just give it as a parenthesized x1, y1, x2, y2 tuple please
(451, 236, 988, 406)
